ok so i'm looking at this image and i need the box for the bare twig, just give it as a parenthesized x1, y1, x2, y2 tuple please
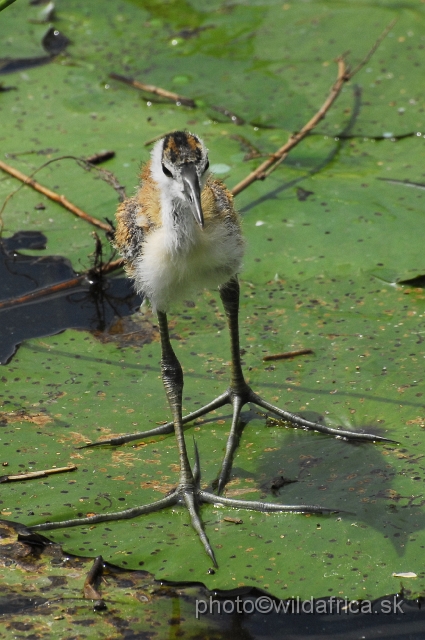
(0, 276, 88, 311)
(231, 58, 348, 196)
(231, 20, 396, 197)
(0, 465, 77, 483)
(223, 516, 243, 524)
(377, 177, 425, 191)
(210, 105, 245, 125)
(100, 257, 124, 274)
(110, 73, 196, 108)
(231, 134, 263, 161)
(0, 256, 124, 311)
(85, 150, 115, 165)
(0, 159, 113, 232)
(263, 348, 314, 362)
(349, 18, 397, 78)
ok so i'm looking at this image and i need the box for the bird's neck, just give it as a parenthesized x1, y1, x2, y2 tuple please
(160, 191, 199, 254)
(148, 151, 201, 254)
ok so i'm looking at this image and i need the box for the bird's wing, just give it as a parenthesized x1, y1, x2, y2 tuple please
(114, 195, 150, 267)
(203, 176, 242, 232)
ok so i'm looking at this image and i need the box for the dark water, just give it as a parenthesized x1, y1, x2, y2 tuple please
(0, 231, 141, 364)
(189, 590, 425, 639)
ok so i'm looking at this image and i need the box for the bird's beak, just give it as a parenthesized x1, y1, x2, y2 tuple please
(181, 163, 204, 229)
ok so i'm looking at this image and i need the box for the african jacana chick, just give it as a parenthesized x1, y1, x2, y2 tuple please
(31, 131, 393, 566)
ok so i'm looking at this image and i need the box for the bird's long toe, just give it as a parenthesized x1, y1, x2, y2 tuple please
(251, 392, 396, 443)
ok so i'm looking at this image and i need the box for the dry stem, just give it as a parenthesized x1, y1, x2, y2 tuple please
(0, 256, 124, 311)
(231, 20, 396, 197)
(263, 348, 314, 362)
(0, 159, 113, 232)
(110, 73, 196, 108)
(0, 465, 77, 483)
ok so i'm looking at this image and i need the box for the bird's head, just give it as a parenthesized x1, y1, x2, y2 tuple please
(151, 131, 209, 228)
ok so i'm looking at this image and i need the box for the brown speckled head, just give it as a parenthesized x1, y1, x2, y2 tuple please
(162, 131, 204, 167)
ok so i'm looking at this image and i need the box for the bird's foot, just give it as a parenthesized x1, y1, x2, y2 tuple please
(216, 385, 397, 493)
(80, 384, 396, 493)
(29, 442, 338, 567)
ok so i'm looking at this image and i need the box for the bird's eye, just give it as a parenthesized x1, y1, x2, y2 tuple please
(162, 163, 173, 178)
(204, 159, 209, 173)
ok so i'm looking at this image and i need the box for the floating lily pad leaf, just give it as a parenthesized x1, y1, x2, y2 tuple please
(397, 275, 425, 287)
(4, 519, 418, 639)
(1, 269, 425, 600)
(368, 269, 425, 287)
(75, 0, 425, 135)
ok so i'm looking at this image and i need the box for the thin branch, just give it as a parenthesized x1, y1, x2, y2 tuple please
(0, 256, 124, 311)
(101, 257, 124, 274)
(110, 73, 196, 108)
(88, 166, 127, 203)
(0, 465, 77, 483)
(0, 159, 113, 233)
(349, 18, 397, 78)
(85, 150, 115, 165)
(0, 275, 88, 311)
(231, 20, 396, 197)
(263, 348, 314, 362)
(210, 104, 245, 125)
(231, 58, 348, 196)
(144, 130, 178, 146)
(377, 177, 425, 191)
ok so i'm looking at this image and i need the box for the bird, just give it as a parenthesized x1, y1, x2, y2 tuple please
(30, 131, 393, 566)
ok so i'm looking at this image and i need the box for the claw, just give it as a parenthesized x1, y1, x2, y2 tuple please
(217, 394, 244, 495)
(192, 438, 201, 486)
(183, 490, 217, 567)
(51, 276, 396, 570)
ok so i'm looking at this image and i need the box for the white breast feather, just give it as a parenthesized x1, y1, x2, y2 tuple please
(134, 219, 243, 312)
(132, 138, 243, 311)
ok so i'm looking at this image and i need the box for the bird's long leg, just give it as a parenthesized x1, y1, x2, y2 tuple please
(155, 310, 217, 565)
(214, 276, 395, 492)
(32, 311, 216, 566)
(156, 310, 191, 485)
